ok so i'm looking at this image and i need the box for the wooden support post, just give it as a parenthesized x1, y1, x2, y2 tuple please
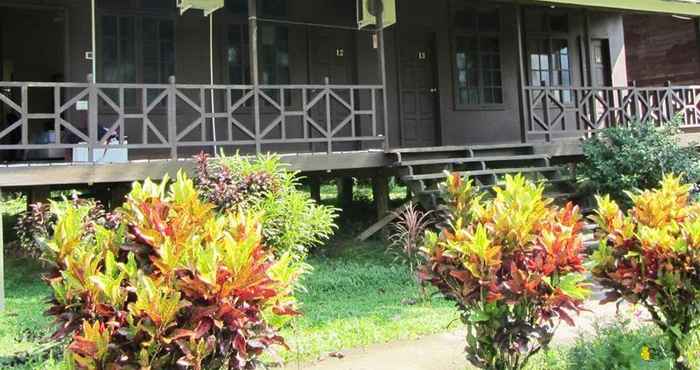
(92, 184, 112, 209)
(27, 186, 51, 208)
(109, 182, 132, 210)
(248, 0, 261, 154)
(309, 177, 322, 203)
(515, 5, 528, 143)
(375, 0, 389, 148)
(337, 177, 354, 208)
(0, 187, 5, 311)
(372, 176, 390, 220)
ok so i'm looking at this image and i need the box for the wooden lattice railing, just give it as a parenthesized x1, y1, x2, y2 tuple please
(0, 77, 386, 163)
(524, 84, 700, 142)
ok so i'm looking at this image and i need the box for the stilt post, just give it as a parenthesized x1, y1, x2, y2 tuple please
(309, 177, 322, 203)
(372, 175, 390, 220)
(337, 177, 354, 208)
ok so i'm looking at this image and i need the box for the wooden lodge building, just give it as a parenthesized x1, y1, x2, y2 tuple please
(2, 0, 700, 214)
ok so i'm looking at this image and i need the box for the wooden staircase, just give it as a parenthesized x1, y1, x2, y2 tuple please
(389, 143, 575, 208)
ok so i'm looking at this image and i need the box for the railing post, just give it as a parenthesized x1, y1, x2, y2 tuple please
(87, 74, 98, 163)
(168, 76, 178, 160)
(325, 77, 332, 154)
(630, 81, 638, 124)
(20, 84, 28, 146)
(541, 82, 551, 142)
(665, 80, 674, 124)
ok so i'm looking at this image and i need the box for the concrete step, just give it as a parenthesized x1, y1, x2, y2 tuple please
(401, 166, 563, 182)
(397, 154, 549, 167)
(388, 143, 533, 154)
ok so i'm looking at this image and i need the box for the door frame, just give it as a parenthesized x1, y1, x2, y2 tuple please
(590, 38, 612, 87)
(395, 26, 441, 148)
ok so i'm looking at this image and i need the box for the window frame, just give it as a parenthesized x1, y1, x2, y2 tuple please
(524, 10, 573, 103)
(223, 22, 291, 109)
(450, 6, 505, 111)
(98, 10, 177, 85)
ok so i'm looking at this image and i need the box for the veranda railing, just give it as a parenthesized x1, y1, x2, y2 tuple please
(0, 76, 386, 162)
(524, 84, 700, 142)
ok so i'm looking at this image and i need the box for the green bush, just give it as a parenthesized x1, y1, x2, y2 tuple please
(195, 153, 337, 260)
(566, 319, 673, 370)
(576, 120, 700, 207)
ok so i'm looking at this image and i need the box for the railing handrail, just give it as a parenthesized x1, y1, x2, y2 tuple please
(0, 80, 384, 90)
(524, 84, 700, 90)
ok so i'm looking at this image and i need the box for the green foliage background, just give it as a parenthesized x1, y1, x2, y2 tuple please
(577, 120, 700, 207)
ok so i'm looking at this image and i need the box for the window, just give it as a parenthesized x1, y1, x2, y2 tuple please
(525, 10, 572, 102)
(102, 16, 137, 83)
(101, 15, 175, 107)
(100, 15, 175, 84)
(260, 25, 289, 84)
(452, 8, 503, 107)
(226, 24, 289, 85)
(143, 18, 175, 83)
(527, 38, 570, 88)
(227, 25, 250, 84)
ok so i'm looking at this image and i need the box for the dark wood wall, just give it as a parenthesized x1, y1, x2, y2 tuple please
(0, 0, 628, 151)
(624, 14, 700, 86)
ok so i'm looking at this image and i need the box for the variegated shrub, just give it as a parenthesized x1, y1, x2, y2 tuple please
(591, 174, 700, 370)
(44, 172, 306, 370)
(419, 174, 590, 370)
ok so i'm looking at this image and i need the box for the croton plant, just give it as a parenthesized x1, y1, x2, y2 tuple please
(43, 172, 306, 370)
(419, 173, 590, 370)
(591, 174, 700, 370)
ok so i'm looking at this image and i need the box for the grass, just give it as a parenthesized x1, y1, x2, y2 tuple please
(279, 242, 457, 366)
(0, 237, 458, 369)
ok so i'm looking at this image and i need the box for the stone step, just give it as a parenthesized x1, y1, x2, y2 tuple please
(401, 166, 563, 182)
(388, 142, 534, 154)
(397, 154, 549, 167)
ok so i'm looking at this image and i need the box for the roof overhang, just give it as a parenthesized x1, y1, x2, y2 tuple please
(532, 0, 700, 17)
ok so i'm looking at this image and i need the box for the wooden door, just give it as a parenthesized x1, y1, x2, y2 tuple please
(399, 31, 438, 147)
(307, 28, 356, 150)
(308, 28, 355, 84)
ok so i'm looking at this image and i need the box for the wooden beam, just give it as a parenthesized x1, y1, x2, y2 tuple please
(356, 200, 414, 242)
(248, 0, 261, 153)
(0, 151, 390, 188)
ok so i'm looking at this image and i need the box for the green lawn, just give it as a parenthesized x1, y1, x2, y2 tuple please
(0, 240, 457, 369)
(279, 242, 457, 365)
